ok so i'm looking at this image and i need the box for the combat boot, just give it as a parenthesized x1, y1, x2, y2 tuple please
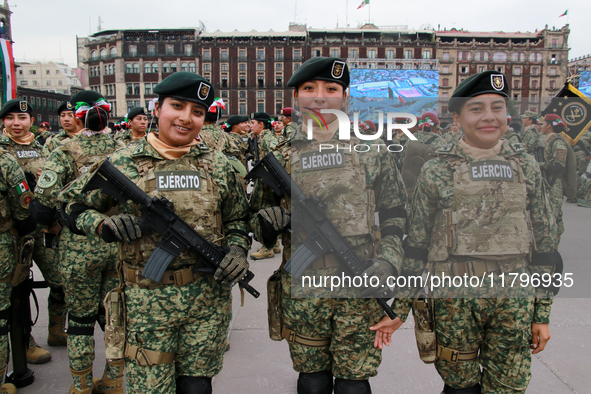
(250, 246, 274, 260)
(273, 240, 281, 254)
(47, 312, 68, 346)
(0, 365, 16, 394)
(92, 359, 124, 394)
(26, 334, 52, 364)
(69, 365, 99, 394)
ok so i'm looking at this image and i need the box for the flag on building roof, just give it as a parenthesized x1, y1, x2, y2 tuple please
(0, 39, 16, 103)
(357, 0, 370, 10)
(559, 9, 568, 17)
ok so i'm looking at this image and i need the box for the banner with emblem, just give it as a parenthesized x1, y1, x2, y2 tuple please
(541, 82, 591, 145)
(0, 38, 16, 103)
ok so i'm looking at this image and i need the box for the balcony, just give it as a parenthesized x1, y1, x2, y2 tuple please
(547, 60, 562, 65)
(439, 57, 454, 63)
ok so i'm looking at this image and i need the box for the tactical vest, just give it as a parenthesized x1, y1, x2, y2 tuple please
(0, 152, 14, 232)
(1, 139, 45, 178)
(401, 134, 440, 198)
(119, 152, 222, 270)
(60, 137, 122, 179)
(428, 154, 533, 262)
(290, 139, 375, 251)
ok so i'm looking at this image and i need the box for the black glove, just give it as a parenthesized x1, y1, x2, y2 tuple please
(100, 214, 142, 243)
(214, 246, 249, 287)
(258, 206, 291, 237)
(360, 258, 397, 297)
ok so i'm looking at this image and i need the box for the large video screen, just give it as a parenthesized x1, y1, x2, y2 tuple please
(349, 69, 439, 121)
(579, 71, 591, 97)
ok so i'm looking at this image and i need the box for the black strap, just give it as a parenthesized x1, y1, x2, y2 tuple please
(425, 134, 440, 146)
(530, 251, 557, 266)
(405, 244, 429, 262)
(380, 225, 404, 241)
(225, 229, 251, 239)
(68, 326, 95, 336)
(69, 314, 98, 325)
(379, 206, 407, 221)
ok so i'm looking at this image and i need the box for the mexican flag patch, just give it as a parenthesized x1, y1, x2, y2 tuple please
(16, 181, 29, 195)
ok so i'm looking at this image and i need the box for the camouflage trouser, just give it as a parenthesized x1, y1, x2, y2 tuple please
(282, 271, 384, 380)
(548, 181, 565, 242)
(434, 298, 535, 393)
(0, 232, 13, 372)
(577, 176, 591, 208)
(32, 228, 66, 318)
(124, 273, 232, 394)
(59, 228, 118, 390)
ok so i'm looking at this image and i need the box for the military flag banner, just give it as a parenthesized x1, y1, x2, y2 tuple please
(0, 38, 16, 103)
(357, 0, 369, 9)
(541, 82, 591, 145)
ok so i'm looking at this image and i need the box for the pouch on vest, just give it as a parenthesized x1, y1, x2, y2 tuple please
(104, 287, 126, 359)
(267, 270, 283, 341)
(12, 234, 34, 286)
(411, 291, 436, 364)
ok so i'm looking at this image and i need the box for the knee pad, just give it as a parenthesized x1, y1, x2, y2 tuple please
(334, 378, 371, 394)
(176, 376, 212, 394)
(67, 314, 96, 336)
(443, 383, 481, 394)
(297, 371, 333, 394)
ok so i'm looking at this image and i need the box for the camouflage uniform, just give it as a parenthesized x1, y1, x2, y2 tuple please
(0, 134, 67, 329)
(114, 129, 146, 150)
(573, 131, 591, 176)
(521, 125, 541, 155)
(42, 129, 75, 157)
(35, 132, 124, 391)
(250, 123, 407, 381)
(282, 121, 297, 141)
(64, 138, 251, 393)
(259, 129, 280, 159)
(400, 130, 446, 199)
(393, 140, 557, 392)
(503, 128, 521, 144)
(540, 133, 569, 242)
(225, 132, 249, 167)
(0, 151, 34, 386)
(199, 124, 227, 151)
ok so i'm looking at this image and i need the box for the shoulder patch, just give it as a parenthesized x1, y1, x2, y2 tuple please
(132, 144, 144, 155)
(510, 143, 525, 152)
(37, 170, 58, 189)
(438, 144, 452, 152)
(20, 191, 34, 208)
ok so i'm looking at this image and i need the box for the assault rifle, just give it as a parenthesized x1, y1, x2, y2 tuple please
(246, 135, 259, 164)
(533, 146, 548, 183)
(82, 160, 260, 298)
(245, 152, 397, 319)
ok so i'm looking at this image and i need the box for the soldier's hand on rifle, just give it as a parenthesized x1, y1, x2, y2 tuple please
(215, 246, 249, 287)
(370, 315, 403, 350)
(360, 258, 396, 297)
(258, 206, 291, 237)
(100, 214, 142, 243)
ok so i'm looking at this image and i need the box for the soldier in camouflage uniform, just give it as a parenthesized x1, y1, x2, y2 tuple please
(36, 122, 53, 146)
(538, 114, 570, 244)
(115, 107, 148, 149)
(250, 112, 276, 161)
(63, 73, 251, 394)
(0, 149, 38, 394)
(280, 107, 297, 141)
(43, 100, 82, 157)
(222, 115, 250, 166)
(199, 105, 227, 151)
(0, 99, 63, 362)
(372, 71, 558, 394)
(250, 57, 407, 394)
(520, 110, 540, 154)
(31, 91, 125, 394)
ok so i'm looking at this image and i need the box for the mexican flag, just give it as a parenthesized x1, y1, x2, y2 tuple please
(559, 9, 568, 17)
(16, 181, 29, 195)
(0, 38, 16, 103)
(357, 0, 369, 10)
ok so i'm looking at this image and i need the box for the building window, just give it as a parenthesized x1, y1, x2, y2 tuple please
(170, 63, 177, 72)
(312, 49, 321, 57)
(181, 62, 188, 72)
(478, 66, 485, 73)
(496, 66, 504, 73)
(239, 103, 246, 115)
(294, 63, 300, 71)
(531, 80, 538, 89)
(46, 80, 51, 86)
(42, 98, 46, 109)
(276, 90, 282, 98)
(133, 63, 140, 73)
(549, 80, 556, 89)
(127, 83, 133, 95)
(100, 48, 107, 59)
(221, 63, 228, 71)
(203, 63, 211, 72)
(458, 52, 472, 61)
(33, 80, 38, 86)
(126, 63, 132, 73)
(349, 49, 358, 58)
(239, 91, 246, 98)
(221, 77, 227, 88)
(404, 50, 413, 59)
(29, 70, 36, 75)
(532, 66, 539, 75)
(552, 39, 558, 48)
(460, 66, 468, 74)
(239, 63, 246, 71)
(239, 50, 246, 61)
(442, 52, 450, 61)
(276, 63, 282, 71)
(91, 50, 98, 60)
(258, 102, 265, 112)
(332, 49, 341, 58)
(386, 50, 394, 59)
(240, 76, 246, 88)
(127, 101, 133, 112)
(203, 50, 210, 61)
(511, 52, 525, 62)
(442, 78, 449, 87)
(109, 85, 114, 96)
(422, 50, 431, 59)
(492, 52, 507, 62)
(46, 69, 50, 75)
(166, 45, 174, 55)
(276, 49, 283, 60)
(529, 52, 542, 62)
(189, 62, 196, 72)
(474, 52, 489, 61)
(257, 91, 264, 98)
(530, 94, 538, 102)
(129, 45, 137, 56)
(368, 49, 376, 59)
(258, 76, 264, 88)
(163, 63, 170, 73)
(514, 66, 521, 75)
(20, 80, 27, 85)
(110, 47, 117, 57)
(185, 45, 193, 56)
(152, 63, 159, 73)
(257, 63, 264, 71)
(145, 83, 152, 95)
(134, 83, 140, 95)
(514, 79, 520, 89)
(550, 68, 556, 75)
(276, 76, 282, 87)
(145, 63, 152, 73)
(294, 49, 301, 60)
(148, 45, 155, 56)
(221, 50, 229, 61)
(257, 50, 264, 61)
(221, 91, 228, 98)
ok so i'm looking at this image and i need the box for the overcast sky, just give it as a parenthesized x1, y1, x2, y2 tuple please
(9, 0, 589, 68)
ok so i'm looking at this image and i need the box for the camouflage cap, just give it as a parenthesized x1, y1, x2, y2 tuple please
(521, 110, 538, 119)
(154, 72, 215, 110)
(0, 98, 33, 120)
(449, 71, 509, 113)
(287, 57, 349, 89)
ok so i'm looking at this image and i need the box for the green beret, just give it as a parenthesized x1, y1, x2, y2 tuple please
(128, 107, 147, 121)
(57, 100, 74, 115)
(521, 110, 538, 119)
(70, 90, 105, 107)
(226, 115, 249, 125)
(250, 112, 271, 122)
(287, 57, 349, 89)
(0, 99, 33, 120)
(154, 72, 214, 110)
(448, 71, 509, 113)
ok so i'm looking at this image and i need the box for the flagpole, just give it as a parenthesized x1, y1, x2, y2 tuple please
(368, 1, 371, 23)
